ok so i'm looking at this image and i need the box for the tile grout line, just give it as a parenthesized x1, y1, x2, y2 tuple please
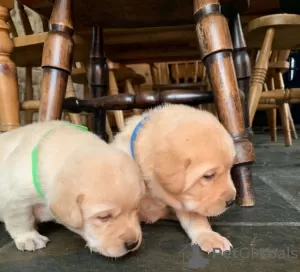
(256, 174, 300, 213)
(211, 222, 300, 227)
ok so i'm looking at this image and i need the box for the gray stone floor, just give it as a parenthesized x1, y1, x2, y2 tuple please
(1, 133, 300, 271)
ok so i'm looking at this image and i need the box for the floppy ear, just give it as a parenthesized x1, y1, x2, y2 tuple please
(48, 177, 84, 229)
(153, 150, 190, 195)
(152, 149, 191, 210)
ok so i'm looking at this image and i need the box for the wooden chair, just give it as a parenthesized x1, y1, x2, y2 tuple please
(246, 14, 300, 134)
(7, 1, 88, 127)
(10, 8, 145, 140)
(256, 50, 298, 146)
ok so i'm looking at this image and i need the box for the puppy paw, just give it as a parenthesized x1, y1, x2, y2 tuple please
(195, 231, 232, 254)
(14, 231, 50, 251)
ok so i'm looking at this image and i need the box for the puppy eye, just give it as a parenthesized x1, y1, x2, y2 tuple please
(203, 173, 215, 181)
(97, 214, 112, 221)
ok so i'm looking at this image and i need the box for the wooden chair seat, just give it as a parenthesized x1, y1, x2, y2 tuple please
(12, 32, 87, 67)
(246, 14, 300, 49)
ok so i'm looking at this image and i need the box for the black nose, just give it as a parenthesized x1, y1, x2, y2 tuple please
(226, 199, 235, 208)
(124, 240, 139, 251)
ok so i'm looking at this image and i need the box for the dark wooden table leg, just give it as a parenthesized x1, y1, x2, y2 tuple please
(0, 5, 20, 131)
(193, 0, 255, 206)
(88, 26, 109, 141)
(38, 0, 74, 121)
(229, 12, 254, 140)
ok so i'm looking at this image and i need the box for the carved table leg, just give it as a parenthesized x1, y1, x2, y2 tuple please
(0, 6, 20, 131)
(38, 0, 74, 121)
(88, 26, 109, 141)
(229, 13, 253, 139)
(193, 0, 255, 206)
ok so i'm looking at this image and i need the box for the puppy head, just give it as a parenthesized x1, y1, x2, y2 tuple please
(49, 149, 145, 257)
(151, 109, 236, 217)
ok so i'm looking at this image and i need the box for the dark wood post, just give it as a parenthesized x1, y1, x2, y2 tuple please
(193, 0, 255, 206)
(38, 0, 74, 121)
(229, 12, 253, 139)
(88, 26, 109, 141)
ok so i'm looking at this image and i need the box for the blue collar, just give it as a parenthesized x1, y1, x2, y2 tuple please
(130, 115, 149, 159)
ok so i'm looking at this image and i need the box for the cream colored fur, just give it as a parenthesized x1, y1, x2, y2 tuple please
(0, 120, 145, 257)
(112, 104, 237, 253)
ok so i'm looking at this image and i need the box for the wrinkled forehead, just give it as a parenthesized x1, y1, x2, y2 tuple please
(82, 186, 143, 213)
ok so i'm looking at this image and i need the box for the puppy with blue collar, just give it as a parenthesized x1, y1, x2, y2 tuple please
(111, 104, 237, 254)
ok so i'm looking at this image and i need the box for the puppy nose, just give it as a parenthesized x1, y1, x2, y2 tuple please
(124, 240, 139, 251)
(226, 199, 235, 208)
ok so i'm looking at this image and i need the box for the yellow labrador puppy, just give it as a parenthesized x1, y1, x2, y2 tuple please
(112, 104, 236, 253)
(0, 120, 145, 257)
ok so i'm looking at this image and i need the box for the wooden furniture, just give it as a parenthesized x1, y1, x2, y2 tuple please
(10, 5, 145, 135)
(150, 61, 218, 115)
(8, 1, 87, 126)
(1, 0, 256, 206)
(229, 13, 253, 138)
(246, 14, 300, 129)
(0, 0, 20, 131)
(256, 50, 297, 146)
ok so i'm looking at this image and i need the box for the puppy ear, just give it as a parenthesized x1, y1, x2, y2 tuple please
(49, 179, 84, 229)
(154, 153, 190, 195)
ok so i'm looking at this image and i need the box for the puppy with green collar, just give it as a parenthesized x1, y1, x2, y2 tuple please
(0, 120, 145, 257)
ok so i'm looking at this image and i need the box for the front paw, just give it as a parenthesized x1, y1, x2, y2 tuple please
(194, 231, 232, 254)
(14, 231, 50, 251)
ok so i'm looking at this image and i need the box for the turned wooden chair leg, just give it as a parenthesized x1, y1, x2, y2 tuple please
(288, 107, 298, 140)
(193, 0, 255, 206)
(88, 26, 109, 141)
(267, 108, 277, 141)
(229, 13, 253, 139)
(108, 70, 125, 131)
(280, 51, 297, 141)
(248, 28, 275, 125)
(265, 77, 277, 141)
(38, 0, 74, 121)
(24, 68, 34, 124)
(275, 71, 292, 146)
(0, 5, 20, 131)
(105, 115, 114, 143)
(279, 103, 292, 146)
(86, 113, 94, 132)
(124, 79, 142, 115)
(104, 71, 115, 140)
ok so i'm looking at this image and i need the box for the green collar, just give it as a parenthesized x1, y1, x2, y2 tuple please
(31, 123, 88, 198)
